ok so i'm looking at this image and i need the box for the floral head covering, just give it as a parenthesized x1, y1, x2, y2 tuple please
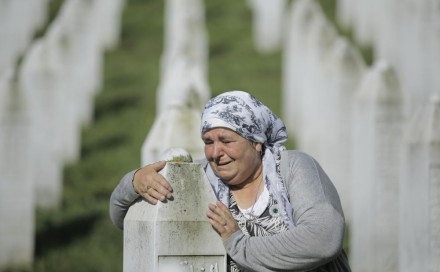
(200, 90, 295, 229)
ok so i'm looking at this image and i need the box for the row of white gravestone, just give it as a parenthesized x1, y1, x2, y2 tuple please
(350, 61, 404, 272)
(129, 0, 224, 270)
(336, 0, 440, 114)
(0, 0, 48, 74)
(281, 0, 440, 271)
(156, 0, 210, 115)
(282, 0, 365, 224)
(0, 0, 125, 269)
(143, 0, 210, 166)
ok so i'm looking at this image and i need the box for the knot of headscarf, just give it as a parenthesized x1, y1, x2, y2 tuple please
(200, 90, 295, 229)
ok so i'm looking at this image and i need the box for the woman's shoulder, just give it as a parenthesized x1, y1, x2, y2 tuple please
(281, 149, 316, 164)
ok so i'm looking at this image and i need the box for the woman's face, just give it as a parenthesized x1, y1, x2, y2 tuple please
(202, 127, 263, 187)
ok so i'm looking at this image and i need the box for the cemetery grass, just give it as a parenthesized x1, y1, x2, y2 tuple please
(28, 1, 292, 271)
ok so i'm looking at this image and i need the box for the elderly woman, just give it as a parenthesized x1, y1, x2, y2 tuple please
(110, 91, 351, 271)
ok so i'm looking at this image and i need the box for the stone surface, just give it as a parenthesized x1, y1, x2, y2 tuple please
(0, 0, 49, 74)
(0, 70, 35, 270)
(282, 0, 321, 137)
(351, 61, 404, 272)
(124, 162, 226, 272)
(399, 94, 440, 272)
(318, 37, 366, 224)
(247, 0, 287, 54)
(19, 39, 64, 208)
(160, 148, 193, 163)
(157, 0, 210, 114)
(141, 103, 205, 166)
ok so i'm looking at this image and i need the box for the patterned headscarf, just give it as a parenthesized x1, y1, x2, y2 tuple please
(200, 90, 295, 229)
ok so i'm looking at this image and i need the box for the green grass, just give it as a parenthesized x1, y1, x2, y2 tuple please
(15, 0, 355, 271)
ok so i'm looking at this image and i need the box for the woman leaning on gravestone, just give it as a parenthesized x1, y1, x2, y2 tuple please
(110, 90, 351, 272)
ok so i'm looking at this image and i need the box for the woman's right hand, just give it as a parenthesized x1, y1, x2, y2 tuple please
(132, 161, 173, 204)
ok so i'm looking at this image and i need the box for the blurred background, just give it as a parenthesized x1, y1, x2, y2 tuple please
(1, 0, 439, 271)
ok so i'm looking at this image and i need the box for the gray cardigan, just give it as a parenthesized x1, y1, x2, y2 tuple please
(109, 150, 351, 271)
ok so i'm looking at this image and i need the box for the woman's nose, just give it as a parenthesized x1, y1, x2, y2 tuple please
(212, 142, 223, 159)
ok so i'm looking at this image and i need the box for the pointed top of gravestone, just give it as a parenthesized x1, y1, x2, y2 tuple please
(356, 60, 404, 104)
(331, 38, 366, 77)
(160, 147, 193, 162)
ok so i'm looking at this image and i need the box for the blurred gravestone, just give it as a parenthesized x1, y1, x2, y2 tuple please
(0, 70, 35, 270)
(318, 38, 366, 224)
(157, 0, 210, 114)
(19, 39, 64, 208)
(399, 94, 440, 272)
(124, 159, 226, 272)
(0, 0, 48, 74)
(351, 61, 404, 272)
(247, 0, 287, 54)
(141, 102, 205, 166)
(296, 10, 337, 160)
(282, 0, 321, 137)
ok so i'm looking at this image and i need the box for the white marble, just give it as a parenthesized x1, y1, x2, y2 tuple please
(0, 70, 35, 270)
(0, 0, 49, 73)
(399, 94, 440, 272)
(295, 11, 337, 160)
(19, 39, 64, 208)
(124, 162, 226, 272)
(157, 0, 210, 114)
(141, 103, 205, 166)
(318, 38, 366, 224)
(247, 0, 287, 54)
(282, 0, 321, 138)
(351, 61, 404, 272)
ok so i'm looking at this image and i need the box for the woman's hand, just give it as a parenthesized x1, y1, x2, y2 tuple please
(207, 201, 240, 240)
(132, 161, 173, 204)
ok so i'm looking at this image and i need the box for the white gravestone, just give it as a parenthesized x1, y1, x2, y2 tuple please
(141, 102, 205, 166)
(399, 94, 440, 272)
(0, 0, 48, 74)
(318, 38, 366, 224)
(282, 0, 321, 138)
(350, 61, 404, 272)
(247, 0, 287, 54)
(19, 39, 64, 208)
(157, 0, 210, 114)
(124, 160, 226, 272)
(156, 57, 210, 116)
(43, 18, 82, 163)
(96, 0, 126, 50)
(0, 70, 35, 270)
(296, 11, 337, 160)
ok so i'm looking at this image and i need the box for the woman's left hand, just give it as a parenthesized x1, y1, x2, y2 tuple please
(206, 201, 240, 240)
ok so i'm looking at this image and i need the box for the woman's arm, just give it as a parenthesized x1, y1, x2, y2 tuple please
(109, 169, 140, 230)
(109, 161, 173, 229)
(223, 151, 347, 271)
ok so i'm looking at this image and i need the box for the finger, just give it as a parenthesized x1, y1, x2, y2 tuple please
(206, 210, 225, 232)
(212, 201, 233, 220)
(143, 193, 158, 205)
(143, 187, 168, 202)
(150, 160, 166, 172)
(148, 162, 173, 193)
(207, 203, 228, 226)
